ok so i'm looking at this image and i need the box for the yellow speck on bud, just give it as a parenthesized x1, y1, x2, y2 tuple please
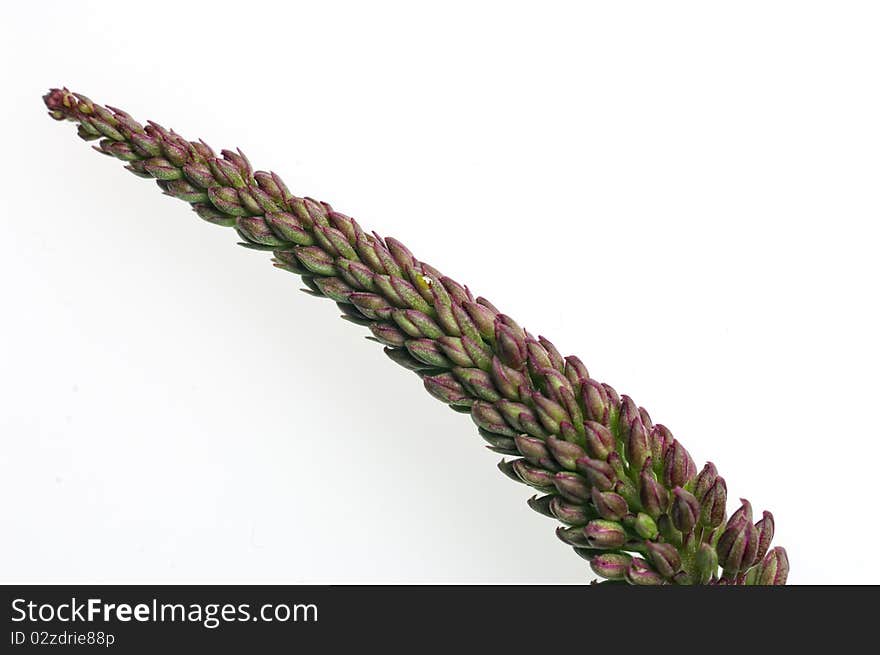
(79, 103, 93, 115)
(414, 273, 432, 293)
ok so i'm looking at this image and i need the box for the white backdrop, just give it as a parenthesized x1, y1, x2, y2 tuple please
(2, 1, 878, 584)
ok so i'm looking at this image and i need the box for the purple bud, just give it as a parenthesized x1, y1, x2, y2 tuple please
(549, 496, 590, 526)
(583, 420, 615, 460)
(671, 487, 701, 534)
(130, 131, 162, 157)
(559, 421, 579, 442)
(514, 435, 557, 471)
(639, 469, 669, 519)
(581, 379, 610, 425)
(602, 384, 621, 409)
(617, 397, 637, 446)
(648, 424, 673, 467)
(538, 336, 565, 372)
(646, 541, 682, 580)
(436, 336, 474, 368)
(756, 547, 789, 585)
(729, 498, 754, 526)
(494, 321, 527, 370)
(453, 366, 500, 403)
(422, 372, 471, 406)
(699, 476, 727, 528)
(369, 322, 407, 348)
(755, 511, 775, 562)
(554, 471, 591, 503)
(627, 417, 650, 471)
(530, 392, 568, 434)
(583, 520, 627, 549)
(405, 338, 452, 368)
(297, 246, 339, 277)
(625, 557, 666, 585)
(462, 301, 497, 340)
(563, 355, 590, 388)
(663, 439, 697, 488)
(490, 356, 528, 402)
(591, 487, 629, 521)
(546, 437, 586, 471)
(265, 211, 312, 245)
(470, 401, 518, 437)
(694, 461, 719, 502)
(538, 367, 574, 404)
(590, 552, 631, 580)
(496, 399, 546, 438)
(717, 499, 760, 574)
(639, 407, 653, 431)
(576, 457, 616, 491)
(525, 337, 553, 374)
(511, 459, 556, 490)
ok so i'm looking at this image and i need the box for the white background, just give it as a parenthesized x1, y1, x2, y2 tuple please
(2, 1, 878, 584)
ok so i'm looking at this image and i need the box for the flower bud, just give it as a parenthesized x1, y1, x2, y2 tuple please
(563, 355, 590, 389)
(717, 500, 759, 574)
(546, 436, 586, 471)
(639, 407, 653, 431)
(633, 512, 659, 540)
(553, 471, 591, 502)
(584, 519, 627, 549)
(511, 459, 555, 490)
(583, 420, 615, 460)
(696, 543, 719, 585)
(648, 424, 672, 469)
(590, 553, 631, 580)
(663, 439, 697, 488)
(491, 356, 528, 402)
(576, 457, 616, 491)
(646, 541, 682, 580)
(627, 417, 650, 471)
(606, 452, 628, 482)
(495, 321, 527, 370)
(693, 462, 719, 502)
(423, 372, 469, 404)
(625, 557, 665, 585)
(639, 469, 669, 519)
(755, 511, 775, 562)
(699, 476, 727, 528)
(471, 401, 518, 437)
(496, 399, 546, 439)
(602, 384, 621, 409)
(654, 514, 680, 547)
(581, 379, 610, 424)
(591, 487, 629, 521)
(531, 392, 568, 434)
(755, 547, 789, 585)
(550, 496, 591, 526)
(619, 395, 638, 429)
(453, 366, 500, 403)
(462, 301, 497, 340)
(671, 487, 700, 534)
(514, 435, 557, 471)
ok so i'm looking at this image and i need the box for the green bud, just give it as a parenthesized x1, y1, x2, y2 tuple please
(634, 512, 659, 540)
(696, 543, 719, 584)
